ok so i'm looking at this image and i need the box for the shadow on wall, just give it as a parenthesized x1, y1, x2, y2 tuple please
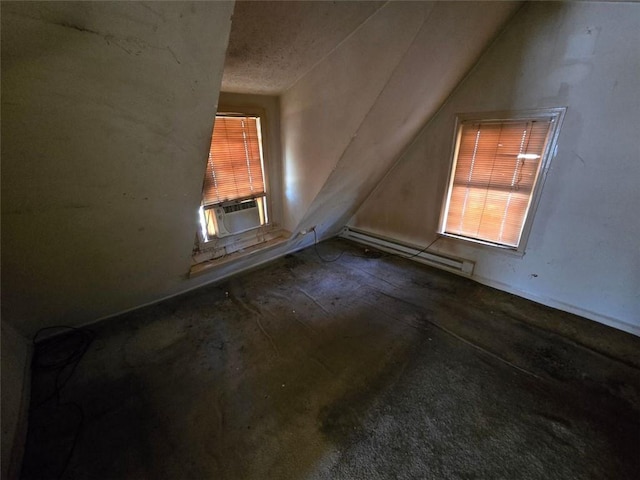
(353, 1, 579, 244)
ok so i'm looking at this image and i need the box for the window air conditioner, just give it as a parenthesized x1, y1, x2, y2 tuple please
(211, 199, 261, 238)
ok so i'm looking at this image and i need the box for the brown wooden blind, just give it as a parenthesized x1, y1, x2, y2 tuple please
(444, 119, 552, 247)
(202, 115, 266, 206)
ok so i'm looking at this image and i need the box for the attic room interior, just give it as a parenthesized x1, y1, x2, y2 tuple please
(1, 1, 639, 479)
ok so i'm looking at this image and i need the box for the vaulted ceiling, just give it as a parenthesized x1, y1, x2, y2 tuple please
(271, 1, 523, 237)
(222, 1, 384, 94)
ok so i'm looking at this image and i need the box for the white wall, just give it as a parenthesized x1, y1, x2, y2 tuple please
(2, 2, 234, 335)
(351, 2, 640, 335)
(280, 1, 520, 238)
(1, 321, 31, 480)
(280, 1, 432, 232)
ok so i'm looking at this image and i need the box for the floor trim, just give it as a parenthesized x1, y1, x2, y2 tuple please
(341, 227, 639, 338)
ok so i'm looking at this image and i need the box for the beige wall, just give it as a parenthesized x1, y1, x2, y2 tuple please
(351, 2, 640, 335)
(2, 2, 234, 335)
(1, 321, 31, 480)
(3, 1, 523, 336)
(280, 1, 433, 233)
(280, 1, 520, 239)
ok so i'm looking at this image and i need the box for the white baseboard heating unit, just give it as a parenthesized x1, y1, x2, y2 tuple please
(340, 227, 474, 276)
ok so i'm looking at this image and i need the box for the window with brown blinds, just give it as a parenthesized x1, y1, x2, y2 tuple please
(202, 115, 266, 206)
(442, 111, 564, 250)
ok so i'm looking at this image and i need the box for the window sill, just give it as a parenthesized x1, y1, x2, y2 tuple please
(189, 229, 290, 278)
(439, 233, 527, 258)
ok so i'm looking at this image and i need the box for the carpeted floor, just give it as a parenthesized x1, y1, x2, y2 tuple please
(21, 239, 640, 479)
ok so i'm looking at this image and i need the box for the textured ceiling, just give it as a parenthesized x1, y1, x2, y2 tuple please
(221, 0, 384, 95)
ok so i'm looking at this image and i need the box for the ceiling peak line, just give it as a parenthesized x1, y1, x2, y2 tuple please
(290, 3, 439, 234)
(281, 1, 389, 96)
(352, 2, 527, 222)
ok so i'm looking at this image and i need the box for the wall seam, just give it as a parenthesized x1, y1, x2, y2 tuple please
(350, 2, 527, 225)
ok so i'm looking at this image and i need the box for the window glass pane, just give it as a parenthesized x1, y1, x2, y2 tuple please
(202, 116, 266, 205)
(444, 117, 553, 248)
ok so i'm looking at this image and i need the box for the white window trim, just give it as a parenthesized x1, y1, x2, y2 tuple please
(197, 105, 273, 247)
(193, 101, 291, 270)
(438, 107, 567, 255)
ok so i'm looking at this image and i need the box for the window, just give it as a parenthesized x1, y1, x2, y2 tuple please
(440, 108, 565, 251)
(199, 112, 269, 241)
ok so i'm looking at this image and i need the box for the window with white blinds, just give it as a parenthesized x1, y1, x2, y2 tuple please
(441, 109, 565, 250)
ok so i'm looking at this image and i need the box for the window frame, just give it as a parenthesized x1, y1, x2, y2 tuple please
(439, 107, 566, 255)
(197, 104, 273, 246)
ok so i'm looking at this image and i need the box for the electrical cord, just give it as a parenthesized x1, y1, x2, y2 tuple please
(32, 328, 92, 406)
(312, 229, 346, 262)
(312, 234, 540, 379)
(29, 326, 93, 480)
(397, 235, 441, 260)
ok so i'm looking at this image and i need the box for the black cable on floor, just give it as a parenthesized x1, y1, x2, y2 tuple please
(313, 229, 345, 262)
(28, 326, 93, 480)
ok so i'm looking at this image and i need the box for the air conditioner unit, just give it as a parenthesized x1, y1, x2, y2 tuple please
(211, 199, 261, 238)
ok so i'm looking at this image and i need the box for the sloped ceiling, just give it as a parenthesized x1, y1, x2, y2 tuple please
(222, 1, 384, 94)
(1, 1, 234, 335)
(279, 1, 523, 239)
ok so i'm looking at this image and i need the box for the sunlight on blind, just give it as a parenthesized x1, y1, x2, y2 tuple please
(444, 119, 552, 247)
(202, 116, 266, 205)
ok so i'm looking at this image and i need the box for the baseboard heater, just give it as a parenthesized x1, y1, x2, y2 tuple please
(340, 227, 474, 276)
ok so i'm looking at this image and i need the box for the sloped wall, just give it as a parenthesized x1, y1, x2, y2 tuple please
(1, 2, 234, 335)
(280, 1, 432, 232)
(280, 1, 520, 237)
(1, 1, 521, 335)
(1, 321, 31, 480)
(351, 2, 640, 335)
